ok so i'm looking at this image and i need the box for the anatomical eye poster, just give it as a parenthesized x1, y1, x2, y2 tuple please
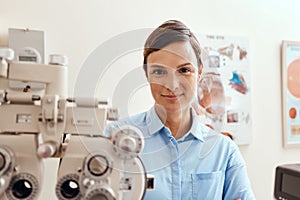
(197, 34, 252, 145)
(281, 41, 300, 148)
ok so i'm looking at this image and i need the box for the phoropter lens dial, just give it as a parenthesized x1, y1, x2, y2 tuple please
(112, 125, 144, 159)
(56, 174, 81, 200)
(6, 173, 39, 200)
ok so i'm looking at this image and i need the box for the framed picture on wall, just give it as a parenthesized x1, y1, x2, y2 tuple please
(281, 40, 300, 148)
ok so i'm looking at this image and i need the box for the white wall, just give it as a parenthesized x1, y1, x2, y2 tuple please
(1, 0, 300, 199)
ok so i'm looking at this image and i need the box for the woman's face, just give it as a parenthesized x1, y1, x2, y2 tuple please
(146, 41, 200, 113)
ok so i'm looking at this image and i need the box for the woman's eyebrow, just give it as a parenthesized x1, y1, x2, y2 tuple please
(148, 64, 166, 68)
(149, 63, 193, 69)
(176, 62, 193, 68)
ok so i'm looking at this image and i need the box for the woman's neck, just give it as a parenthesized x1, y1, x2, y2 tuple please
(155, 104, 192, 139)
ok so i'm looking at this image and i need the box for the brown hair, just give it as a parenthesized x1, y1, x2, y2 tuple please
(143, 20, 202, 75)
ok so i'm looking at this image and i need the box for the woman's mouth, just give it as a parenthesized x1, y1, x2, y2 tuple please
(161, 93, 183, 100)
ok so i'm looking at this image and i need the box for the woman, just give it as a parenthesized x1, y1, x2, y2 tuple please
(108, 20, 255, 200)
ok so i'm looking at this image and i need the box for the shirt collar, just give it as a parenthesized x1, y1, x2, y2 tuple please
(145, 106, 209, 142)
(186, 108, 208, 142)
(145, 106, 165, 135)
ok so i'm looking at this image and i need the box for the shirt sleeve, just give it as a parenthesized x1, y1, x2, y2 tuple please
(223, 143, 256, 200)
(104, 121, 119, 137)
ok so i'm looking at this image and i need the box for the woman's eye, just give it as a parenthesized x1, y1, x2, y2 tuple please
(178, 67, 191, 74)
(152, 69, 166, 75)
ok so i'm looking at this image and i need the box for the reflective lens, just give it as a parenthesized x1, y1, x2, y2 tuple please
(12, 179, 32, 199)
(60, 180, 80, 199)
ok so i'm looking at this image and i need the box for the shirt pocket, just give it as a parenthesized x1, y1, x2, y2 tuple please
(192, 171, 224, 200)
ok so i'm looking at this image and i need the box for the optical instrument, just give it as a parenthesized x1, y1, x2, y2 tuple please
(0, 48, 148, 200)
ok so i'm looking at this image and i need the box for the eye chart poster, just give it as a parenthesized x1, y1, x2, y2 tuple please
(198, 34, 252, 145)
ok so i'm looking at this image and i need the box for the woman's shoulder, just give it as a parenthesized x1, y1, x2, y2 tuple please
(203, 128, 239, 152)
(112, 111, 148, 126)
(105, 111, 148, 136)
(200, 128, 243, 165)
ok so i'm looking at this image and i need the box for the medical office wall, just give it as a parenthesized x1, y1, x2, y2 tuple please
(1, 0, 300, 199)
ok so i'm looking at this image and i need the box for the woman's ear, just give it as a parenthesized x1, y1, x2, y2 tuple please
(197, 64, 203, 83)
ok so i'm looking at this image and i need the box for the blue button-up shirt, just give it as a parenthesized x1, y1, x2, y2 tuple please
(107, 107, 255, 200)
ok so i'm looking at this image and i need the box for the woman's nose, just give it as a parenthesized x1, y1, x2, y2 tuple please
(164, 72, 179, 91)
